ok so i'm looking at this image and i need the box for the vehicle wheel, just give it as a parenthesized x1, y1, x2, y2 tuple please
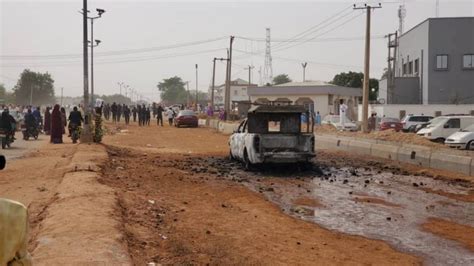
(243, 150, 253, 171)
(434, 138, 445, 143)
(229, 150, 235, 160)
(467, 140, 474, 150)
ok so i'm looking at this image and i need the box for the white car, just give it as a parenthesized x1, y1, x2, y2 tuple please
(445, 124, 474, 150)
(321, 115, 357, 131)
(401, 115, 433, 132)
(417, 116, 474, 143)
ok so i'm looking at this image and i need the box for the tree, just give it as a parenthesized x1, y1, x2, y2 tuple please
(13, 69, 56, 105)
(273, 74, 292, 85)
(331, 71, 379, 101)
(157, 76, 188, 104)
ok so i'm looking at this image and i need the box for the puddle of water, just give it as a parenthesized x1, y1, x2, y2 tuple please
(309, 168, 474, 266)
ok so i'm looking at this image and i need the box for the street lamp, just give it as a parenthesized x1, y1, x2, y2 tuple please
(117, 82, 124, 95)
(89, 39, 101, 106)
(87, 8, 105, 107)
(195, 64, 198, 111)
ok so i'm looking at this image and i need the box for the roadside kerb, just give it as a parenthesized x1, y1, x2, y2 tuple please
(397, 144, 431, 167)
(371, 143, 399, 160)
(347, 139, 372, 156)
(430, 152, 472, 176)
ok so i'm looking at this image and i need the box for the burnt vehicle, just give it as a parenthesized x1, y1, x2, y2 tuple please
(229, 105, 315, 170)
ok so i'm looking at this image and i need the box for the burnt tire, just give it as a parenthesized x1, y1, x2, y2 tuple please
(243, 150, 253, 171)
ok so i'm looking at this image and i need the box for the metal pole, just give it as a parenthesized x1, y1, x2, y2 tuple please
(211, 58, 216, 111)
(90, 18, 94, 107)
(362, 6, 371, 133)
(81, 0, 92, 143)
(302, 62, 307, 82)
(195, 64, 198, 110)
(224, 36, 234, 120)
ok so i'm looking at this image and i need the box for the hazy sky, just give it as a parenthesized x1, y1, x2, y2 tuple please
(1, 0, 473, 101)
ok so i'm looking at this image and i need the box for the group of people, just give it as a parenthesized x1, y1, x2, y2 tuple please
(0, 104, 84, 145)
(101, 102, 179, 127)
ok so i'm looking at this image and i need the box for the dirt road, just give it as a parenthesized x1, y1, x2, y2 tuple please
(2, 121, 473, 265)
(104, 122, 471, 265)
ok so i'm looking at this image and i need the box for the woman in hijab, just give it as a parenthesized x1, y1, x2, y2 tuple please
(60, 107, 67, 134)
(50, 104, 63, 144)
(44, 107, 51, 135)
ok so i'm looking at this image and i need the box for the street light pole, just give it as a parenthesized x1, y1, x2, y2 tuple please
(195, 64, 198, 111)
(301, 62, 308, 82)
(211, 58, 216, 111)
(81, 0, 92, 143)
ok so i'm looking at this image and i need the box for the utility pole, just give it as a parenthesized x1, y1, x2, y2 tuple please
(354, 3, 381, 133)
(195, 64, 198, 110)
(224, 36, 235, 120)
(245, 65, 254, 85)
(118, 82, 124, 95)
(81, 0, 92, 143)
(386, 31, 397, 104)
(211, 58, 217, 111)
(301, 62, 308, 82)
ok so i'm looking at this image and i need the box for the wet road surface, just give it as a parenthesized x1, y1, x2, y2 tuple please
(178, 155, 474, 265)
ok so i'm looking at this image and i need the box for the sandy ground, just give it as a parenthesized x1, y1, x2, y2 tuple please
(2, 120, 473, 264)
(102, 122, 421, 265)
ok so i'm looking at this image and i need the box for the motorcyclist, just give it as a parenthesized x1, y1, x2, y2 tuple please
(0, 109, 16, 141)
(68, 106, 84, 137)
(32, 106, 43, 129)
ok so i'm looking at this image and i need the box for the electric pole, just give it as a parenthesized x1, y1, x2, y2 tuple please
(224, 36, 235, 120)
(245, 65, 254, 85)
(301, 62, 308, 82)
(354, 3, 381, 133)
(81, 0, 92, 143)
(386, 31, 397, 104)
(211, 58, 217, 111)
(195, 64, 198, 111)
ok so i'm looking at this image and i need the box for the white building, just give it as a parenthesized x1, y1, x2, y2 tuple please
(247, 81, 362, 120)
(212, 79, 257, 107)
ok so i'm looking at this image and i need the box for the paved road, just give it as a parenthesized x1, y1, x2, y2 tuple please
(1, 133, 48, 160)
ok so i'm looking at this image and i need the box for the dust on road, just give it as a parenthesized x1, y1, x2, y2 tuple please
(102, 122, 473, 265)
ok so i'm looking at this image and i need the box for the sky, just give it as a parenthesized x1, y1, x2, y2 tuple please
(1, 0, 473, 102)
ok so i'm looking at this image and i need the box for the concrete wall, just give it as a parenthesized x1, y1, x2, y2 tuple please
(392, 77, 421, 104)
(358, 104, 474, 120)
(428, 17, 474, 104)
(396, 18, 429, 103)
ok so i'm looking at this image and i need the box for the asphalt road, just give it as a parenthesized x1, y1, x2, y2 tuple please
(1, 133, 47, 160)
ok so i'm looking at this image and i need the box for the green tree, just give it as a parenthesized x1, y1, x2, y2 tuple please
(157, 76, 188, 104)
(13, 69, 56, 105)
(331, 71, 379, 101)
(272, 74, 292, 85)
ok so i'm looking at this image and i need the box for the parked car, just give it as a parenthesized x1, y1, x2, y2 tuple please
(379, 117, 403, 131)
(417, 116, 474, 143)
(445, 124, 474, 150)
(229, 105, 315, 170)
(321, 115, 357, 131)
(174, 110, 198, 128)
(414, 122, 430, 133)
(401, 115, 433, 132)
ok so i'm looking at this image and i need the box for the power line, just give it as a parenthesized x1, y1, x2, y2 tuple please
(1, 48, 225, 68)
(0, 36, 227, 60)
(235, 35, 385, 42)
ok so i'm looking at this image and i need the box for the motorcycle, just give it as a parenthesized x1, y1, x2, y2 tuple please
(21, 123, 39, 140)
(69, 123, 81, 143)
(0, 129, 14, 149)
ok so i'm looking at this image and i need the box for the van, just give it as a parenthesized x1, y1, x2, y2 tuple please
(401, 115, 433, 132)
(417, 116, 474, 142)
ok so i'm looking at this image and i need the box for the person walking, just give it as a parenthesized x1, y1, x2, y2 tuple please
(137, 105, 142, 126)
(111, 102, 117, 123)
(60, 107, 67, 134)
(156, 105, 164, 126)
(315, 111, 321, 125)
(145, 107, 151, 126)
(132, 106, 137, 122)
(44, 107, 51, 135)
(50, 104, 63, 144)
(124, 106, 131, 125)
(166, 108, 174, 126)
(117, 104, 123, 123)
(339, 99, 348, 127)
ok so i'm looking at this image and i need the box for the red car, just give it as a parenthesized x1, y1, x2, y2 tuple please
(379, 117, 403, 132)
(174, 110, 198, 128)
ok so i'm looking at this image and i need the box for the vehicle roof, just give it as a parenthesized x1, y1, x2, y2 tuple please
(248, 104, 307, 114)
(435, 115, 474, 119)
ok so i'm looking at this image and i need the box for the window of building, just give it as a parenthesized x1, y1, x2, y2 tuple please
(414, 59, 419, 74)
(463, 54, 474, 69)
(234, 90, 238, 96)
(436, 55, 448, 70)
(408, 61, 413, 74)
(402, 63, 407, 75)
